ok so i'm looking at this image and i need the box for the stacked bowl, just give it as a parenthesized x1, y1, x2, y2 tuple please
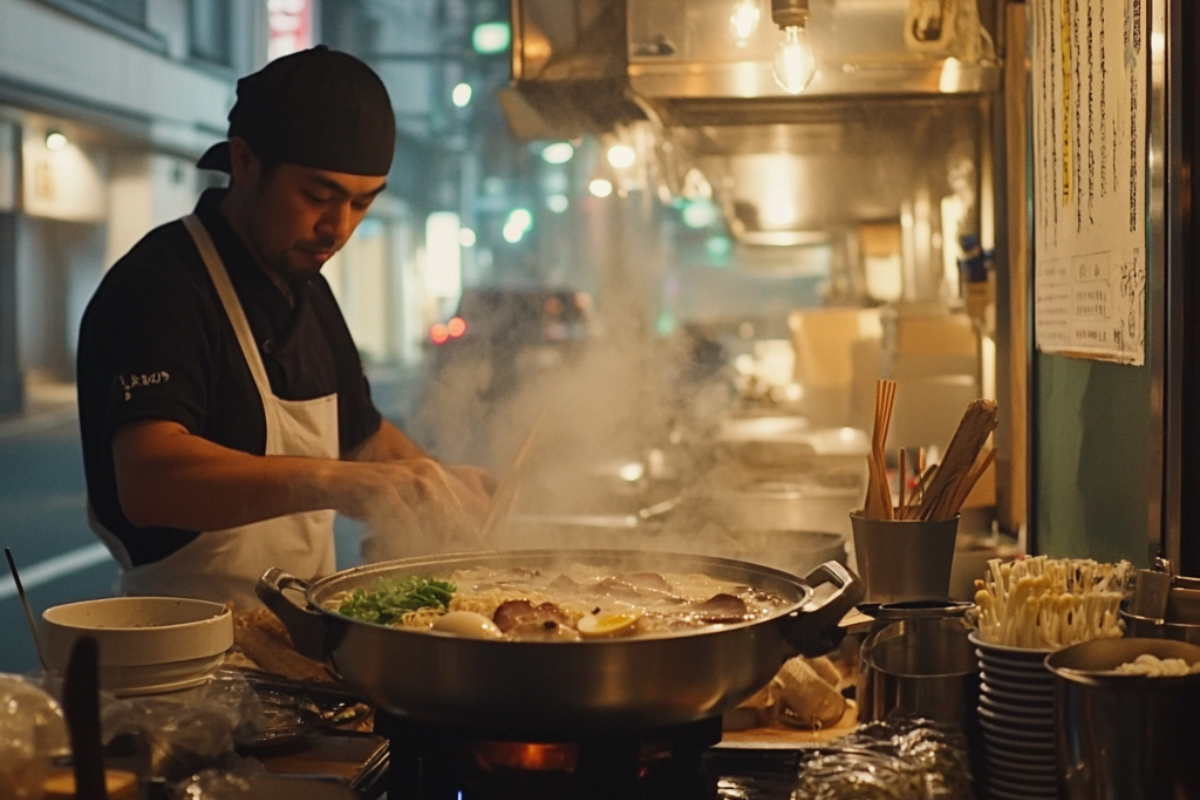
(42, 597, 233, 696)
(969, 633, 1057, 799)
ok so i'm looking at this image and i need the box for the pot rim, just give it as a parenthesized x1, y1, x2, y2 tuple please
(1045, 636, 1200, 687)
(300, 548, 823, 645)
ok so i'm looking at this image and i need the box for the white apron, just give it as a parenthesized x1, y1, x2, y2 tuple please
(91, 214, 338, 609)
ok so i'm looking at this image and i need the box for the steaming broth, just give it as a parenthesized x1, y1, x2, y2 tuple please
(326, 564, 791, 640)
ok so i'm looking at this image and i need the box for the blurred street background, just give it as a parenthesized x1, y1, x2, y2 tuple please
(0, 0, 830, 672)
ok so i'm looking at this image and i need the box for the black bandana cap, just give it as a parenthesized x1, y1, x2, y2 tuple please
(197, 46, 396, 177)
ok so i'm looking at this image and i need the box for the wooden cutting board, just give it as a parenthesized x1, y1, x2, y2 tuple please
(43, 768, 139, 800)
(720, 700, 859, 747)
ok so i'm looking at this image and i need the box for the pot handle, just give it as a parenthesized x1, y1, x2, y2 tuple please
(782, 561, 866, 658)
(255, 568, 327, 661)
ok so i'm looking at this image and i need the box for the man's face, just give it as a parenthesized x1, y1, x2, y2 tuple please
(239, 158, 387, 284)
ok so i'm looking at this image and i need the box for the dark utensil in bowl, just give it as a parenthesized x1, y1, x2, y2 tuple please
(5, 547, 48, 671)
(63, 635, 108, 800)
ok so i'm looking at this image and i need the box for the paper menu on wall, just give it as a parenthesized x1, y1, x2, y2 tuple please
(1032, 0, 1147, 365)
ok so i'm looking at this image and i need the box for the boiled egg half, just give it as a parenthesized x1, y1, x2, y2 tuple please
(577, 610, 641, 639)
(432, 611, 503, 639)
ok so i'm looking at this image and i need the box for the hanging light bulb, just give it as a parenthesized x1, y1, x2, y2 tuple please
(773, 25, 816, 93)
(728, 0, 761, 46)
(770, 0, 816, 94)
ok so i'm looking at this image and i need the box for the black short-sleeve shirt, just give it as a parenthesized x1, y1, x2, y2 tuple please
(77, 189, 382, 567)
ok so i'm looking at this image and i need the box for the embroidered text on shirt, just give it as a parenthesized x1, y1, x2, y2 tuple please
(120, 371, 170, 401)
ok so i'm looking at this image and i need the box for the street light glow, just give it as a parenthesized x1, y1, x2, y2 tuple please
(541, 142, 574, 164)
(606, 144, 635, 169)
(503, 208, 533, 243)
(588, 179, 613, 198)
(45, 131, 68, 151)
(472, 22, 511, 54)
(451, 82, 473, 108)
(459, 227, 477, 247)
(546, 194, 569, 213)
(682, 198, 718, 229)
(507, 208, 532, 231)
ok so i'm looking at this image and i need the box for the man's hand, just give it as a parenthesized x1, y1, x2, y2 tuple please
(344, 420, 498, 560)
(341, 458, 493, 561)
(445, 464, 498, 499)
(111, 418, 497, 562)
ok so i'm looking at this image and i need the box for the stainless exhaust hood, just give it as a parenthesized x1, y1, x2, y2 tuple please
(628, 0, 998, 118)
(684, 96, 986, 244)
(504, 0, 1000, 245)
(506, 0, 999, 129)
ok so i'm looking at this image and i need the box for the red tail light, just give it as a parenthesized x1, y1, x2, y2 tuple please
(447, 316, 467, 338)
(430, 323, 450, 344)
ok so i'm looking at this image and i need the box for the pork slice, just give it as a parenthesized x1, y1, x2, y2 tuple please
(593, 576, 684, 604)
(592, 577, 645, 601)
(507, 618, 582, 641)
(545, 574, 583, 595)
(622, 572, 675, 593)
(690, 594, 749, 623)
(492, 599, 573, 633)
(473, 568, 543, 592)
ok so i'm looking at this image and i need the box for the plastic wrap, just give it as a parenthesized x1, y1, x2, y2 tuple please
(0, 673, 70, 800)
(794, 719, 974, 800)
(100, 673, 273, 782)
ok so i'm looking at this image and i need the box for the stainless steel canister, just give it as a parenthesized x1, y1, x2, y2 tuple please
(1121, 574, 1200, 644)
(856, 600, 975, 722)
(849, 513, 960, 603)
(1046, 637, 1200, 800)
(859, 615, 980, 729)
(1120, 610, 1200, 645)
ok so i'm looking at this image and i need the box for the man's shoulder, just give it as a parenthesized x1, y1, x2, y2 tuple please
(114, 218, 198, 272)
(96, 219, 210, 302)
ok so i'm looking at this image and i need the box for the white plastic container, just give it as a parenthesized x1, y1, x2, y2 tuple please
(42, 597, 233, 696)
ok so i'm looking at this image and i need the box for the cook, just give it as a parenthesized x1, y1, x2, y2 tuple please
(76, 46, 493, 609)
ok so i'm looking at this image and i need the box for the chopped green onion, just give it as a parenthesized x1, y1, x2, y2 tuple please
(335, 575, 456, 626)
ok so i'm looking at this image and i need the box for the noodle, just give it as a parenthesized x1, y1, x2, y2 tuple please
(400, 608, 445, 628)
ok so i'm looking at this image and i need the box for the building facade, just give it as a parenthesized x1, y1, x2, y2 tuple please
(0, 0, 495, 417)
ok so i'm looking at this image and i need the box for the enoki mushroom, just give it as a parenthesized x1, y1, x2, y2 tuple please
(973, 555, 1133, 649)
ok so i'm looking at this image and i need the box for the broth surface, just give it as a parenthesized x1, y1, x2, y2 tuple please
(326, 563, 791, 640)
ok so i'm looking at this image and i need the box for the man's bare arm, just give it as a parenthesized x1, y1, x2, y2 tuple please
(345, 419, 427, 462)
(112, 420, 461, 532)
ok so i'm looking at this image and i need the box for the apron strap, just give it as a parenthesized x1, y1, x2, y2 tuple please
(182, 214, 275, 402)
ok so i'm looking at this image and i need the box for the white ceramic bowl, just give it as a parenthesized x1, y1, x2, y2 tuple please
(42, 597, 233, 696)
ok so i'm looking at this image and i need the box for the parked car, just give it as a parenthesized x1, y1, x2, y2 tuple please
(428, 288, 591, 366)
(410, 288, 594, 464)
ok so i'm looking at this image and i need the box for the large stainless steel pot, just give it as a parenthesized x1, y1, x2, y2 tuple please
(256, 550, 862, 737)
(698, 471, 861, 534)
(1047, 637, 1200, 800)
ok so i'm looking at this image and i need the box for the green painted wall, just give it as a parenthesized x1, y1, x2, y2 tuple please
(1034, 354, 1154, 566)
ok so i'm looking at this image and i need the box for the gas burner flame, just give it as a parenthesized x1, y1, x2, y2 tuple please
(469, 740, 580, 772)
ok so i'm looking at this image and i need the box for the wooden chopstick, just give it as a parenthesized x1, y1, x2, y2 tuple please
(898, 463, 937, 520)
(865, 379, 897, 520)
(916, 399, 998, 521)
(863, 388, 999, 522)
(478, 409, 546, 544)
(940, 446, 998, 520)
